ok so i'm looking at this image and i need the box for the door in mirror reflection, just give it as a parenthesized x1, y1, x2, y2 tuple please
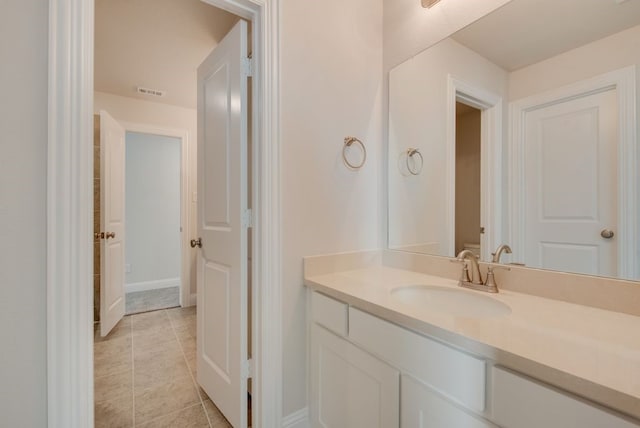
(520, 89, 617, 277)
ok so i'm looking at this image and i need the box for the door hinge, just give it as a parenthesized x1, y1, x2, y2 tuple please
(242, 358, 254, 379)
(242, 57, 253, 77)
(242, 209, 253, 228)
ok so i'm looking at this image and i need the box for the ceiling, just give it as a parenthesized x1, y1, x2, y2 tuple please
(452, 0, 640, 71)
(95, 0, 239, 109)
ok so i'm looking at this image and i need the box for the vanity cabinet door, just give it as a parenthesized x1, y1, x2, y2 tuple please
(492, 367, 640, 428)
(310, 324, 400, 428)
(402, 375, 497, 428)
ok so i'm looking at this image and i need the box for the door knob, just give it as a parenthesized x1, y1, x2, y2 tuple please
(105, 232, 116, 239)
(190, 238, 202, 248)
(600, 229, 615, 239)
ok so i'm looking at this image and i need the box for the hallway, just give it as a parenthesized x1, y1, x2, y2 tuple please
(94, 307, 231, 427)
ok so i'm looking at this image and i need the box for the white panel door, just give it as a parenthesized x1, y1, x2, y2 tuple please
(99, 110, 126, 337)
(310, 325, 400, 428)
(523, 89, 617, 276)
(196, 20, 249, 428)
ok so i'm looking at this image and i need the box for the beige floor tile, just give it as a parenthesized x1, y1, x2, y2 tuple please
(94, 370, 132, 404)
(134, 358, 191, 390)
(203, 399, 232, 427)
(133, 332, 182, 358)
(166, 305, 196, 321)
(134, 375, 200, 424)
(136, 403, 210, 428)
(94, 336, 132, 378)
(174, 323, 197, 342)
(131, 310, 171, 333)
(94, 394, 133, 428)
(186, 353, 198, 375)
(170, 312, 197, 329)
(95, 317, 131, 343)
(95, 334, 131, 359)
(132, 326, 178, 350)
(179, 336, 197, 358)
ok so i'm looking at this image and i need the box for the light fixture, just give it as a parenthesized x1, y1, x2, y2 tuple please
(422, 0, 442, 8)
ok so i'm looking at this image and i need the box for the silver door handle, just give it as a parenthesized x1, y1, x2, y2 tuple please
(600, 229, 615, 239)
(190, 238, 202, 248)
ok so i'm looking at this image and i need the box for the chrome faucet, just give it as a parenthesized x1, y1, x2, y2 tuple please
(491, 244, 512, 263)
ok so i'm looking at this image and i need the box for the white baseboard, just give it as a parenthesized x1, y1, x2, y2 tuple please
(125, 277, 180, 293)
(282, 407, 309, 428)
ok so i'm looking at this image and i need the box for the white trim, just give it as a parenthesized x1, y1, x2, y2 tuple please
(282, 407, 310, 428)
(509, 66, 638, 279)
(119, 121, 192, 308)
(190, 292, 198, 307)
(125, 278, 180, 293)
(48, 0, 95, 426)
(47, 1, 282, 428)
(447, 75, 503, 260)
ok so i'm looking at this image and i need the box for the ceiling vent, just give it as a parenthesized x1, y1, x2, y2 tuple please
(136, 86, 166, 97)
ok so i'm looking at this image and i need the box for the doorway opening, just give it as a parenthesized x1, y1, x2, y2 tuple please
(446, 76, 503, 261)
(124, 131, 182, 314)
(454, 101, 482, 257)
(48, 0, 282, 426)
(92, 2, 252, 427)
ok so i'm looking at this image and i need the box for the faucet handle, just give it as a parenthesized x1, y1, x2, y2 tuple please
(450, 257, 471, 282)
(483, 263, 511, 293)
(487, 263, 511, 272)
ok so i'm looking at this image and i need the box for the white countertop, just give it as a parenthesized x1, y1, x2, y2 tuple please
(305, 265, 640, 420)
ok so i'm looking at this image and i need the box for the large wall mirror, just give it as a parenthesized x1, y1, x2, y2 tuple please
(388, 0, 640, 281)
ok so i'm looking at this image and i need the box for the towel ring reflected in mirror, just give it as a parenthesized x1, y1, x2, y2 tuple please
(343, 136, 367, 170)
(406, 148, 423, 175)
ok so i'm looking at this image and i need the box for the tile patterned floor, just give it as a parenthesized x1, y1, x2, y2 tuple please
(94, 307, 232, 427)
(125, 287, 180, 315)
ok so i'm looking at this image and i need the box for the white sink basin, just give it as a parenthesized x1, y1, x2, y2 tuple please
(390, 285, 512, 318)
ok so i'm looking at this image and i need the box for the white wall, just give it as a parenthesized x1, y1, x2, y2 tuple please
(383, 0, 512, 71)
(0, 0, 48, 425)
(94, 91, 197, 297)
(509, 24, 640, 101)
(125, 132, 181, 288)
(281, 0, 383, 416)
(388, 38, 508, 256)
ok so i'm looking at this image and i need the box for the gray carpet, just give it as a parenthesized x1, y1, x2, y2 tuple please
(125, 286, 180, 315)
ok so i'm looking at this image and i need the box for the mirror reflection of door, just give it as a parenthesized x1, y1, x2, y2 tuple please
(454, 101, 482, 257)
(520, 89, 618, 277)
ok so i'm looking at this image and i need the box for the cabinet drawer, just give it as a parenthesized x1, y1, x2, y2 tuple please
(349, 307, 486, 412)
(311, 291, 348, 337)
(492, 367, 640, 428)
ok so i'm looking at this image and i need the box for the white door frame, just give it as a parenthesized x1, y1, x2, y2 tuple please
(509, 66, 638, 279)
(119, 122, 192, 308)
(446, 75, 503, 260)
(47, 0, 283, 427)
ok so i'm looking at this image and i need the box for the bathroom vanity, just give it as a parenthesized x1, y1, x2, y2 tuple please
(304, 251, 640, 428)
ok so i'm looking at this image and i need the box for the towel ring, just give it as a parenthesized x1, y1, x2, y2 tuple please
(343, 136, 367, 170)
(406, 148, 423, 175)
